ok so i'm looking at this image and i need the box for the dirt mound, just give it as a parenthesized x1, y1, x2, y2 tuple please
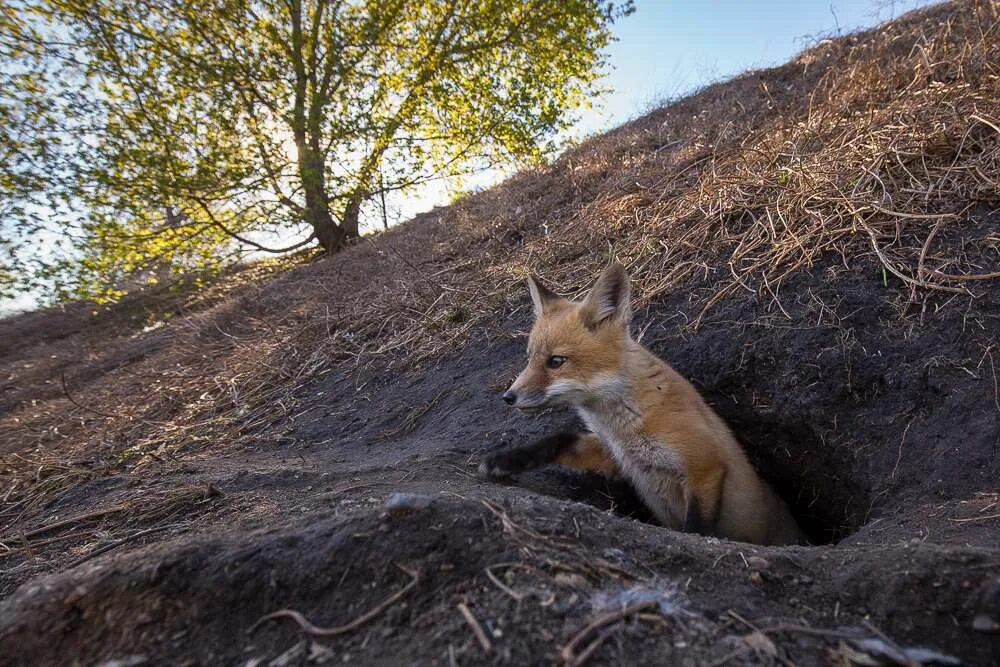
(1, 1, 998, 665)
(3, 494, 997, 666)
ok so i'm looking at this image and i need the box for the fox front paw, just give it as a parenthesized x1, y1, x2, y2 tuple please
(478, 448, 527, 479)
(479, 432, 578, 480)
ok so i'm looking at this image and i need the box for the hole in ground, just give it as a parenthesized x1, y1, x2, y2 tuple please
(512, 446, 858, 547)
(730, 413, 870, 545)
(505, 412, 867, 546)
(494, 399, 871, 545)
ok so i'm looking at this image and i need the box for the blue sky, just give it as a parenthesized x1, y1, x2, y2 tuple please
(577, 0, 934, 134)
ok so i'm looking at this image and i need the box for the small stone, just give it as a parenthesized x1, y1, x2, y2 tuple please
(749, 571, 764, 585)
(603, 547, 628, 562)
(742, 631, 777, 657)
(96, 658, 147, 667)
(745, 556, 770, 570)
(972, 613, 998, 633)
(308, 642, 335, 664)
(384, 492, 434, 515)
(63, 586, 88, 606)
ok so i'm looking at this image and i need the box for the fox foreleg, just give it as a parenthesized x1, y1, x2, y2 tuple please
(480, 432, 619, 479)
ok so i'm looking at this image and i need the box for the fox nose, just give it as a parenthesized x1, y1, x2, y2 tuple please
(502, 390, 517, 405)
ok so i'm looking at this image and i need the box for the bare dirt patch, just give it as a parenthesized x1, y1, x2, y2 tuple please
(1, 2, 998, 665)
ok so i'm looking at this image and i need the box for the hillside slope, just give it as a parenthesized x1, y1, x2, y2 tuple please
(1, 2, 998, 665)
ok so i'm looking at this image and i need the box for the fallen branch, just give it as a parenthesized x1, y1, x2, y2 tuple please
(60, 372, 123, 420)
(924, 267, 1000, 282)
(67, 524, 176, 568)
(0, 530, 96, 557)
(948, 512, 1000, 523)
(0, 504, 129, 544)
(248, 564, 420, 637)
(761, 623, 864, 640)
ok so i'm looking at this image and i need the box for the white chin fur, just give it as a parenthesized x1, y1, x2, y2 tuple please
(546, 373, 626, 405)
(545, 378, 586, 404)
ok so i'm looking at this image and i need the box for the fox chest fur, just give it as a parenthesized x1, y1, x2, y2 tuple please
(575, 382, 690, 528)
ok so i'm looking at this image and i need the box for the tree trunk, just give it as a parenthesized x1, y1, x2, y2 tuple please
(289, 0, 346, 254)
(312, 207, 347, 252)
(341, 191, 363, 239)
(294, 144, 344, 252)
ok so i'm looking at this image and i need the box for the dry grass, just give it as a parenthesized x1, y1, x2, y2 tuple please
(0, 483, 220, 561)
(1, 2, 997, 515)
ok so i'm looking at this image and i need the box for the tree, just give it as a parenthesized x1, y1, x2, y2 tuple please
(0, 0, 632, 302)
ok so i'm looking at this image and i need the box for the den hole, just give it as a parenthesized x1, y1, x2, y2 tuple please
(507, 412, 867, 546)
(725, 409, 868, 545)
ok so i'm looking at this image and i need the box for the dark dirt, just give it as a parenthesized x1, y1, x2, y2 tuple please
(1, 3, 999, 664)
(1, 244, 998, 666)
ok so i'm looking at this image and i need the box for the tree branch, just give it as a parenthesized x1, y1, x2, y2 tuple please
(193, 198, 315, 253)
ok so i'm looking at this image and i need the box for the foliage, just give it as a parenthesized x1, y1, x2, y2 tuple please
(0, 0, 631, 303)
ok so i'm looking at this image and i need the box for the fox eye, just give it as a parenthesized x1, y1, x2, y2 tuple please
(546, 355, 567, 369)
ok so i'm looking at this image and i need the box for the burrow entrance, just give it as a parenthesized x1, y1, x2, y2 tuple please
(735, 413, 869, 545)
(497, 412, 868, 546)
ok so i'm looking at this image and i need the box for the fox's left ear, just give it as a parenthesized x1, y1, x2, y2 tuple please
(526, 273, 559, 317)
(581, 262, 631, 329)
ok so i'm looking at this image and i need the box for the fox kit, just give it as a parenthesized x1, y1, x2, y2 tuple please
(482, 263, 806, 546)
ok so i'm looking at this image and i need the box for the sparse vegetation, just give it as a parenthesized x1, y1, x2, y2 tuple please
(0, 2, 997, 666)
(4, 0, 995, 480)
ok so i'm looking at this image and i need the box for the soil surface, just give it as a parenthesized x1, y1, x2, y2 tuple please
(1, 246, 998, 666)
(1, 3, 998, 665)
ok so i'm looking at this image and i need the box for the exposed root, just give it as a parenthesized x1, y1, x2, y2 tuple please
(248, 564, 420, 637)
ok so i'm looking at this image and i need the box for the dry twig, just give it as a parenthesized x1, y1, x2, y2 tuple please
(457, 602, 492, 654)
(248, 564, 420, 637)
(560, 601, 659, 666)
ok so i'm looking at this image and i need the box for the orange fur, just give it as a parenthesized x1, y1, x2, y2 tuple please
(503, 263, 806, 546)
(553, 432, 620, 478)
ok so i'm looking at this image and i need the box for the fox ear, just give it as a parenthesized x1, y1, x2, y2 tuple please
(581, 263, 631, 329)
(526, 273, 558, 317)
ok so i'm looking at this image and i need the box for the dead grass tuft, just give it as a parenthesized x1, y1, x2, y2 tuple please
(0, 483, 221, 561)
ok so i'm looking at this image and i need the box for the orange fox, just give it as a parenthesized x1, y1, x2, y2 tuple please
(482, 263, 806, 546)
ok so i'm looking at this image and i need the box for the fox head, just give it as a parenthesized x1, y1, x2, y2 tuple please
(503, 263, 632, 411)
